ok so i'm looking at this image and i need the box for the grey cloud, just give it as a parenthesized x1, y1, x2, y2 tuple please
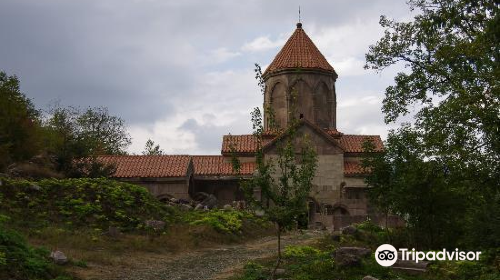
(0, 0, 411, 154)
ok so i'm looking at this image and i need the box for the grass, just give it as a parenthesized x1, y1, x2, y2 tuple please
(0, 177, 274, 279)
(230, 221, 500, 280)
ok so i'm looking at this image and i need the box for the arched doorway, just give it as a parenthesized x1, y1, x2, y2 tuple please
(304, 197, 320, 225)
(332, 205, 350, 231)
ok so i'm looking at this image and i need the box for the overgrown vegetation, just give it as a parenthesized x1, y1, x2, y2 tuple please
(0, 177, 172, 231)
(363, 0, 500, 250)
(0, 177, 272, 279)
(232, 222, 500, 280)
(0, 221, 73, 280)
(0, 71, 130, 178)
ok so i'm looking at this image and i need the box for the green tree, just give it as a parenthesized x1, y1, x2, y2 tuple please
(142, 139, 164, 155)
(365, 0, 500, 248)
(45, 106, 128, 177)
(232, 65, 317, 279)
(363, 126, 468, 249)
(0, 71, 42, 170)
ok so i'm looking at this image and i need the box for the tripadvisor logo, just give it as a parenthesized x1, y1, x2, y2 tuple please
(375, 244, 482, 267)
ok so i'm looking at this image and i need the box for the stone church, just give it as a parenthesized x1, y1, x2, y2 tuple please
(99, 23, 401, 229)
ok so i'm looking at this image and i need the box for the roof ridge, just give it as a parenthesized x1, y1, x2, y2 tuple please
(264, 24, 334, 76)
(341, 134, 382, 137)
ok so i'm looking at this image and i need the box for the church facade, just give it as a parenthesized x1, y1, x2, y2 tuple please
(100, 23, 401, 230)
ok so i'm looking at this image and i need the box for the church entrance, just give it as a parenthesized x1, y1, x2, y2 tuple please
(332, 206, 350, 231)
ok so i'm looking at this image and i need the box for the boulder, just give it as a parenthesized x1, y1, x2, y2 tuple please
(341, 225, 358, 235)
(50, 250, 68, 265)
(362, 276, 379, 280)
(223, 204, 233, 210)
(179, 204, 193, 211)
(178, 198, 190, 205)
(254, 209, 265, 217)
(29, 184, 41, 191)
(170, 197, 178, 204)
(201, 194, 217, 209)
(195, 203, 204, 211)
(333, 247, 371, 267)
(275, 268, 286, 275)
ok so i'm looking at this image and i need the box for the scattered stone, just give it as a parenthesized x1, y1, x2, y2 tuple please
(254, 209, 265, 217)
(170, 197, 178, 203)
(195, 204, 204, 211)
(50, 250, 68, 265)
(223, 204, 232, 210)
(341, 225, 358, 235)
(29, 184, 41, 191)
(333, 247, 371, 266)
(201, 194, 217, 209)
(275, 268, 286, 275)
(145, 220, 166, 231)
(178, 198, 191, 204)
(362, 276, 379, 280)
(179, 204, 193, 211)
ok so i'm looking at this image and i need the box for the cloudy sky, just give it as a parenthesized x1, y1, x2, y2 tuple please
(0, 0, 414, 155)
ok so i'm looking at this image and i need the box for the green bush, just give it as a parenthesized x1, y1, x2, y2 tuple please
(0, 226, 71, 280)
(185, 210, 261, 234)
(238, 261, 267, 280)
(284, 245, 321, 259)
(0, 177, 174, 231)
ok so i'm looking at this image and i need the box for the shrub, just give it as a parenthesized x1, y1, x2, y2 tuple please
(0, 177, 174, 231)
(0, 226, 71, 280)
(186, 210, 259, 234)
(284, 245, 321, 259)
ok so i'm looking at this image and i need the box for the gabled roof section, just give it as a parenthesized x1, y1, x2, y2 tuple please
(261, 118, 343, 153)
(263, 23, 335, 77)
(344, 161, 367, 177)
(97, 155, 191, 178)
(222, 128, 383, 155)
(192, 156, 255, 176)
(338, 135, 384, 153)
(221, 134, 274, 155)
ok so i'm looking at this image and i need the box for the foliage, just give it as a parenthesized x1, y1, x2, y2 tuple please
(44, 106, 129, 177)
(185, 210, 261, 234)
(0, 71, 43, 171)
(142, 139, 164, 155)
(0, 177, 173, 231)
(233, 239, 392, 280)
(363, 126, 469, 249)
(232, 64, 317, 278)
(364, 0, 500, 249)
(283, 245, 321, 259)
(235, 234, 500, 280)
(0, 225, 72, 280)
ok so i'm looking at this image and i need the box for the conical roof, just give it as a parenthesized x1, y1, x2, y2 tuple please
(264, 23, 335, 76)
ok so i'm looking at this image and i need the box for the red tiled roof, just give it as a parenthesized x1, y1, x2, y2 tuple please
(222, 133, 383, 154)
(264, 23, 335, 76)
(193, 156, 255, 176)
(338, 135, 384, 153)
(97, 155, 191, 178)
(344, 161, 366, 176)
(221, 134, 274, 154)
(326, 129, 343, 138)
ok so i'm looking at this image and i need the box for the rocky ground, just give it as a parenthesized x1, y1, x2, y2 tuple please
(75, 230, 324, 280)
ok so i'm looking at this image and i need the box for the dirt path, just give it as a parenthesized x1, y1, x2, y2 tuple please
(83, 230, 324, 280)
